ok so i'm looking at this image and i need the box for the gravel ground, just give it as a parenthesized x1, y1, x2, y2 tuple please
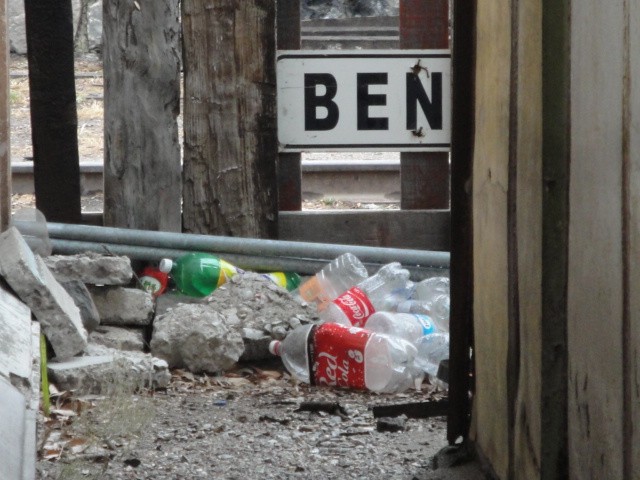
(36, 367, 469, 480)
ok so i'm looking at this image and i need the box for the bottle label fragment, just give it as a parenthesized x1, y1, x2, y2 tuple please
(310, 323, 371, 389)
(332, 287, 376, 327)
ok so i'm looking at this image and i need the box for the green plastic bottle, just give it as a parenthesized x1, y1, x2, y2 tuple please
(159, 253, 240, 297)
(261, 271, 302, 291)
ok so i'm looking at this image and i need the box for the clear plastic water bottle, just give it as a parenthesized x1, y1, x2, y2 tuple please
(395, 295, 450, 332)
(293, 253, 369, 307)
(413, 276, 449, 300)
(160, 253, 240, 297)
(269, 322, 420, 393)
(364, 311, 438, 346)
(414, 332, 450, 379)
(319, 262, 411, 327)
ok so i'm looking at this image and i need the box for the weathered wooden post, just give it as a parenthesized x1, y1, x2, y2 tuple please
(277, 0, 302, 212)
(182, 0, 278, 238)
(399, 0, 450, 210)
(103, 0, 181, 232)
(0, 0, 9, 232)
(24, 0, 82, 224)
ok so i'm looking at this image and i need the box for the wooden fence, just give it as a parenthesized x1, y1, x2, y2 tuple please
(16, 0, 451, 252)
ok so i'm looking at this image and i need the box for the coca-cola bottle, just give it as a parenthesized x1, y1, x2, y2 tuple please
(318, 262, 411, 327)
(269, 323, 420, 393)
(292, 253, 369, 308)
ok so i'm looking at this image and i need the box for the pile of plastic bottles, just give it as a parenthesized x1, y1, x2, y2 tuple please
(138, 251, 450, 395)
(271, 253, 450, 394)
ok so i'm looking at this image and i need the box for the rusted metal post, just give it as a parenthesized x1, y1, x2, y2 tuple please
(0, 0, 9, 232)
(277, 0, 302, 211)
(24, 0, 81, 224)
(399, 0, 450, 210)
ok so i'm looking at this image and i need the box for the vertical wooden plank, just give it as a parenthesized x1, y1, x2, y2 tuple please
(182, 0, 278, 238)
(447, 0, 475, 445)
(568, 1, 624, 478)
(277, 0, 302, 212)
(103, 0, 181, 232)
(624, 0, 640, 477)
(24, 0, 81, 224)
(399, 0, 449, 210)
(470, 0, 511, 478)
(540, 0, 570, 477)
(0, 0, 9, 232)
(513, 0, 543, 477)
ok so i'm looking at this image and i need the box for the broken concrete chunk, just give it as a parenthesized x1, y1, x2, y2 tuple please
(44, 252, 133, 285)
(0, 227, 87, 359)
(151, 304, 244, 374)
(48, 343, 170, 395)
(89, 286, 154, 326)
(60, 280, 101, 332)
(155, 291, 207, 318)
(205, 272, 318, 361)
(0, 287, 33, 390)
(90, 325, 147, 352)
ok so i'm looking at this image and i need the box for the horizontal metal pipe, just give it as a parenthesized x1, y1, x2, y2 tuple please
(47, 239, 448, 281)
(46, 222, 450, 270)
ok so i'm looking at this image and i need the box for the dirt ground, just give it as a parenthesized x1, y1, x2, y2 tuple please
(9, 55, 488, 480)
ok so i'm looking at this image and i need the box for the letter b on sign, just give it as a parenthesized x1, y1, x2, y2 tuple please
(304, 74, 339, 131)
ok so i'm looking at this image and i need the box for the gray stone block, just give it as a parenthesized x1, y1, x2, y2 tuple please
(89, 286, 154, 326)
(151, 304, 244, 374)
(0, 377, 27, 479)
(0, 287, 33, 389)
(44, 253, 133, 286)
(48, 343, 170, 395)
(90, 325, 147, 352)
(60, 280, 101, 332)
(0, 228, 87, 359)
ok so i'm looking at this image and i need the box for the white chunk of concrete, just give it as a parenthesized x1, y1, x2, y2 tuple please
(44, 253, 133, 286)
(0, 287, 33, 389)
(0, 228, 87, 359)
(151, 304, 244, 374)
(90, 325, 147, 352)
(48, 343, 170, 395)
(89, 286, 154, 326)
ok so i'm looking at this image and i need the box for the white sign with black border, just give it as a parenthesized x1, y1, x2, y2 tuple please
(277, 50, 451, 152)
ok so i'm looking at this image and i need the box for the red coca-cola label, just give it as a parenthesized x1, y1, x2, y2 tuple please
(309, 323, 372, 390)
(332, 287, 376, 327)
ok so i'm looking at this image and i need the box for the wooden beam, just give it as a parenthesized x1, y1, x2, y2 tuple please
(102, 0, 181, 232)
(279, 209, 450, 250)
(277, 0, 302, 212)
(0, 0, 9, 232)
(24, 0, 81, 224)
(399, 0, 450, 210)
(182, 0, 278, 238)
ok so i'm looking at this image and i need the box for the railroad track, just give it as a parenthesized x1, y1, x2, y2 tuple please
(11, 158, 401, 203)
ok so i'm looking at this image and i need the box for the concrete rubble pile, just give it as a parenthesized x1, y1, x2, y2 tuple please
(0, 226, 320, 478)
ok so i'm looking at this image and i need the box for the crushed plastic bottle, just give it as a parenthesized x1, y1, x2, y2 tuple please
(138, 264, 170, 297)
(160, 253, 240, 297)
(293, 253, 369, 308)
(261, 271, 302, 291)
(269, 322, 420, 393)
(414, 332, 450, 380)
(363, 311, 438, 345)
(319, 262, 411, 327)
